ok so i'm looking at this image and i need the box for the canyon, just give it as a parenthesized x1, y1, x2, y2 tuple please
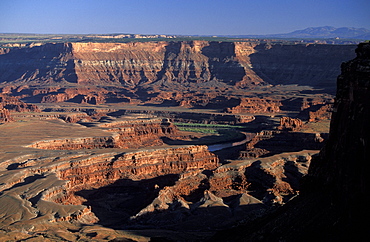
(0, 110, 319, 241)
(0, 41, 355, 112)
(0, 39, 365, 241)
(214, 42, 370, 242)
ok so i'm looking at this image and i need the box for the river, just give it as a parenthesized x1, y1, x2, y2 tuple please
(207, 132, 255, 152)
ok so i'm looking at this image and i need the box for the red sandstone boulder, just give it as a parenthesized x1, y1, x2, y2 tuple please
(226, 97, 281, 114)
(0, 107, 13, 122)
(277, 117, 303, 131)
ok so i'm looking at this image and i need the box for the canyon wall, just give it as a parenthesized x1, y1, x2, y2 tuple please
(0, 145, 219, 225)
(0, 41, 356, 107)
(215, 42, 370, 241)
(47, 145, 219, 204)
(305, 42, 370, 234)
(0, 43, 76, 85)
(28, 119, 178, 150)
(249, 43, 356, 90)
(0, 94, 40, 122)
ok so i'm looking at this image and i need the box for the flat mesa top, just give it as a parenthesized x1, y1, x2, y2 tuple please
(0, 114, 111, 162)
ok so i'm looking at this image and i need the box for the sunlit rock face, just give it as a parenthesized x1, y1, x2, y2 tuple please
(0, 94, 40, 123)
(0, 40, 361, 241)
(27, 119, 178, 150)
(0, 41, 355, 107)
(0, 104, 318, 240)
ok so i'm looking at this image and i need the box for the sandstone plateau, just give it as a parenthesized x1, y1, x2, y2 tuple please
(0, 39, 363, 241)
(0, 41, 355, 115)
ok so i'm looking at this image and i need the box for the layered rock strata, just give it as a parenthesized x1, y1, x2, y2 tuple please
(0, 146, 219, 226)
(0, 94, 40, 122)
(0, 146, 218, 238)
(277, 117, 303, 131)
(0, 107, 13, 122)
(28, 119, 178, 150)
(226, 97, 281, 113)
(0, 41, 355, 89)
(214, 42, 370, 241)
(241, 130, 326, 159)
(49, 145, 219, 202)
(0, 94, 40, 112)
(0, 41, 356, 110)
(126, 150, 315, 230)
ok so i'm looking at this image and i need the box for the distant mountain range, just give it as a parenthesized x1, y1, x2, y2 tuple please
(225, 26, 370, 40)
(269, 26, 370, 39)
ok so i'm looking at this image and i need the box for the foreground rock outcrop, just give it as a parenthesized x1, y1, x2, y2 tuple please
(214, 42, 370, 241)
(0, 145, 219, 239)
(123, 150, 315, 231)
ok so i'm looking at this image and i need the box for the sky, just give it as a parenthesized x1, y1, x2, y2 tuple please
(0, 0, 369, 35)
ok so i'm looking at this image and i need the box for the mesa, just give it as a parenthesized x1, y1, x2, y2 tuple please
(0, 38, 359, 241)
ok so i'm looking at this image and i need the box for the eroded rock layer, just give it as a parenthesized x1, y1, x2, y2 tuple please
(0, 94, 40, 112)
(0, 94, 40, 122)
(0, 145, 219, 226)
(0, 41, 356, 110)
(48, 145, 219, 203)
(0, 107, 12, 122)
(278, 117, 303, 131)
(28, 119, 178, 150)
(214, 42, 370, 242)
(89, 150, 315, 231)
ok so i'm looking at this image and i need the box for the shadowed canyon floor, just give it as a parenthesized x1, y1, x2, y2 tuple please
(0, 40, 360, 241)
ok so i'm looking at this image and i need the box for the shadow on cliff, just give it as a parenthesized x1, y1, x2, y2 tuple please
(244, 160, 276, 202)
(155, 42, 182, 84)
(248, 43, 356, 94)
(127, 202, 266, 232)
(75, 173, 269, 239)
(75, 174, 179, 229)
(0, 43, 78, 86)
(252, 131, 327, 157)
(210, 42, 369, 242)
(201, 42, 246, 85)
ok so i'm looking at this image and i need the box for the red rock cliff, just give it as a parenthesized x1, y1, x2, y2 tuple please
(43, 145, 219, 204)
(28, 119, 178, 150)
(215, 42, 370, 242)
(0, 94, 40, 122)
(0, 41, 356, 107)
